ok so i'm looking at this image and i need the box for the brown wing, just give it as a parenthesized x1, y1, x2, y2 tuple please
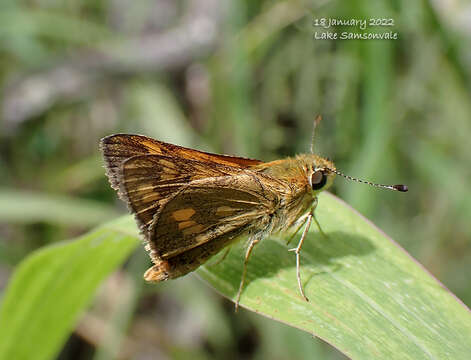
(115, 155, 245, 234)
(100, 134, 262, 192)
(148, 173, 278, 260)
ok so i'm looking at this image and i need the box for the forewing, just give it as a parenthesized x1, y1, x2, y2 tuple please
(149, 173, 278, 259)
(117, 155, 241, 234)
(100, 134, 262, 191)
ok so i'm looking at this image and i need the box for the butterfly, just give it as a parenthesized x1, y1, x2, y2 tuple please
(100, 119, 407, 309)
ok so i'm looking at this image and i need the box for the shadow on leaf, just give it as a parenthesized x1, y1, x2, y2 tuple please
(204, 230, 376, 299)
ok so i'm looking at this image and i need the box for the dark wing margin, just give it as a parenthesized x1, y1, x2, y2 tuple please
(100, 134, 163, 195)
(100, 134, 263, 193)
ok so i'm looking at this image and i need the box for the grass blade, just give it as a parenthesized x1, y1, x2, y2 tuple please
(198, 192, 471, 359)
(0, 217, 139, 360)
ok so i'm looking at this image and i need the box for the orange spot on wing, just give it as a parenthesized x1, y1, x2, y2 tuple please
(182, 224, 205, 236)
(172, 208, 196, 221)
(178, 220, 197, 230)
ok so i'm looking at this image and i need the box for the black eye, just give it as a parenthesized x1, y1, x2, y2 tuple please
(311, 170, 327, 190)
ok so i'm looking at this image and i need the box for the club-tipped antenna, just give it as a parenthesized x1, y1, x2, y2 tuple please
(310, 115, 322, 154)
(328, 168, 408, 192)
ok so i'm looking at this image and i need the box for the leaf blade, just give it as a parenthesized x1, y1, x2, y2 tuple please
(0, 188, 120, 226)
(197, 192, 471, 359)
(0, 218, 139, 360)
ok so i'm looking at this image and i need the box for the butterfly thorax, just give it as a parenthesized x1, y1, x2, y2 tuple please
(249, 153, 336, 234)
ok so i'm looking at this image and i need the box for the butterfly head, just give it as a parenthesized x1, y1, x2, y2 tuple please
(301, 154, 337, 194)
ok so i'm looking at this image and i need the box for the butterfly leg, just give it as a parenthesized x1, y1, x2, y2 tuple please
(311, 196, 327, 238)
(288, 212, 313, 302)
(313, 213, 327, 238)
(286, 196, 318, 245)
(286, 215, 309, 246)
(235, 237, 260, 311)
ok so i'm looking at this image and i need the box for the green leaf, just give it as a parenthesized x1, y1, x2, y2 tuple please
(0, 217, 139, 360)
(0, 188, 120, 226)
(0, 9, 113, 45)
(1, 193, 470, 360)
(197, 192, 471, 359)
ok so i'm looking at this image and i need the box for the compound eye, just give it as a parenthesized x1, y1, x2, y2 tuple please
(311, 170, 327, 190)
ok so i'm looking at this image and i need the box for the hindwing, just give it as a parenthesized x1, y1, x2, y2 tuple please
(148, 173, 279, 260)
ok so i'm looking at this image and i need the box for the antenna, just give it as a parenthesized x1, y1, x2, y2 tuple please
(310, 115, 322, 154)
(328, 168, 408, 192)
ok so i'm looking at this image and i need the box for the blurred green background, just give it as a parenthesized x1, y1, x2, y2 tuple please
(1, 0, 470, 359)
